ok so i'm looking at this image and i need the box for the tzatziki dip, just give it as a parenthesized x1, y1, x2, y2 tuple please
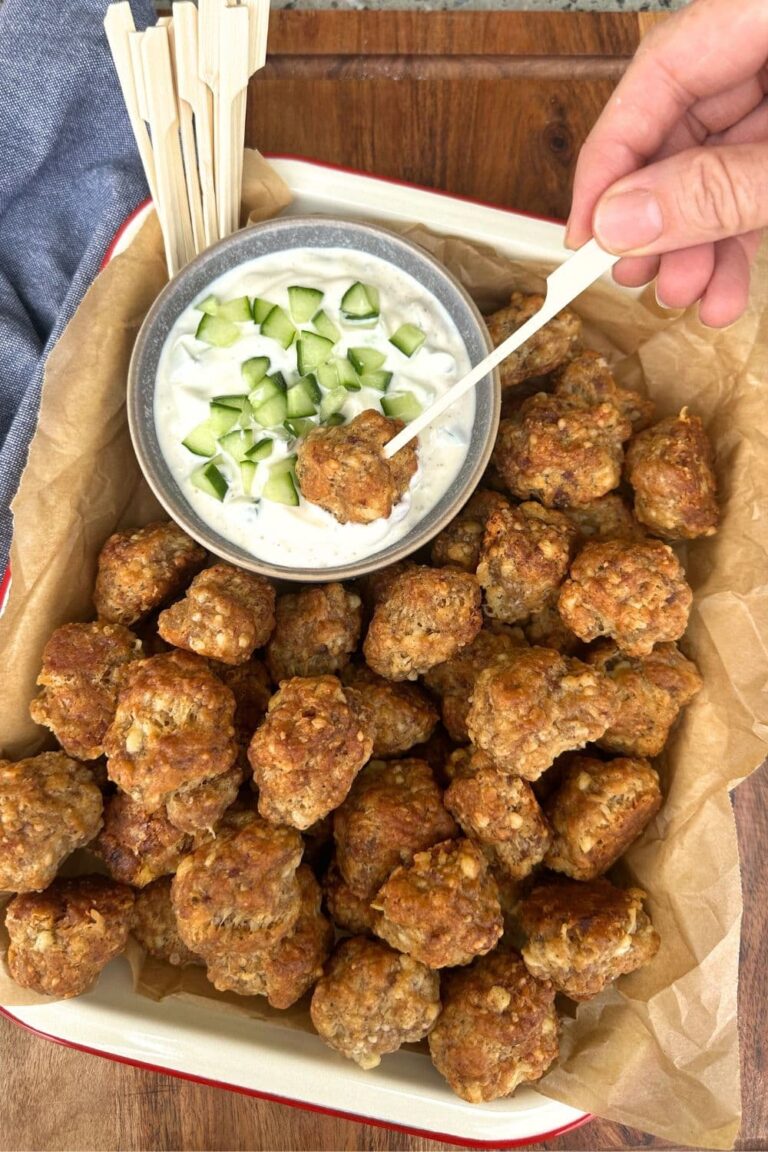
(154, 246, 475, 567)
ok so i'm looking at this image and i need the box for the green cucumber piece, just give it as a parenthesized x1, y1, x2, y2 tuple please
(215, 394, 251, 417)
(319, 388, 346, 422)
(324, 412, 346, 427)
(296, 331, 335, 376)
(312, 309, 341, 343)
(389, 323, 426, 357)
(260, 305, 296, 349)
(196, 294, 219, 315)
(288, 285, 324, 324)
(359, 369, 393, 392)
(217, 296, 252, 323)
(241, 356, 270, 389)
(381, 392, 423, 423)
(191, 459, 229, 501)
(286, 380, 319, 419)
(208, 402, 241, 436)
(317, 361, 339, 391)
(253, 392, 288, 428)
(271, 454, 298, 476)
(347, 346, 386, 375)
(252, 297, 276, 325)
(196, 313, 240, 348)
(248, 375, 286, 411)
(240, 460, 257, 496)
(263, 469, 300, 507)
(334, 358, 361, 391)
(340, 282, 380, 320)
(284, 417, 316, 438)
(245, 437, 274, 462)
(182, 421, 218, 457)
(219, 428, 256, 462)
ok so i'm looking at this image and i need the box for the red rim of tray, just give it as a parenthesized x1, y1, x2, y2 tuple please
(1, 157, 591, 1148)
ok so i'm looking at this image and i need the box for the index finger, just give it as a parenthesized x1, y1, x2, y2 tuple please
(567, 0, 768, 246)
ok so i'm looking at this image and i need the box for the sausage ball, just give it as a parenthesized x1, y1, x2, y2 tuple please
(5, 876, 134, 998)
(204, 867, 333, 1008)
(445, 750, 551, 881)
(248, 675, 374, 830)
(624, 409, 719, 539)
(492, 393, 632, 508)
(557, 539, 693, 657)
(373, 838, 503, 968)
(295, 409, 418, 525)
(554, 350, 655, 434)
(157, 564, 276, 665)
(520, 877, 660, 1000)
(543, 754, 662, 880)
(94, 520, 207, 626)
(342, 664, 438, 758)
(356, 560, 417, 614)
(467, 647, 617, 781)
(104, 650, 237, 815)
(92, 790, 193, 888)
(585, 640, 703, 757)
(322, 858, 377, 936)
(132, 877, 203, 967)
(164, 763, 244, 836)
(333, 758, 458, 900)
(267, 583, 362, 683)
(523, 604, 581, 655)
(428, 951, 558, 1103)
(29, 622, 143, 760)
(561, 493, 647, 547)
(364, 566, 482, 681)
(477, 501, 577, 624)
(0, 752, 103, 893)
(172, 811, 303, 956)
(310, 936, 441, 1069)
(485, 292, 581, 391)
(430, 489, 510, 573)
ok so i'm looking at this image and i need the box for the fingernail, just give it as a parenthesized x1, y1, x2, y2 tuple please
(563, 220, 576, 250)
(594, 189, 664, 254)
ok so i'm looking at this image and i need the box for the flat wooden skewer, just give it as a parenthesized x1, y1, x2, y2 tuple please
(199, 0, 228, 237)
(163, 14, 205, 256)
(217, 4, 250, 237)
(104, 3, 158, 203)
(174, 1, 218, 248)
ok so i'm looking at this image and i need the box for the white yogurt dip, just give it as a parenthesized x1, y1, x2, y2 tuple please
(154, 247, 475, 568)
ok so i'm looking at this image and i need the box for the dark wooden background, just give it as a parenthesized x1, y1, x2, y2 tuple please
(2, 9, 766, 1151)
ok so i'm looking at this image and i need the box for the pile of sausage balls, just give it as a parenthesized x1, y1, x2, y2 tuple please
(1, 290, 717, 1105)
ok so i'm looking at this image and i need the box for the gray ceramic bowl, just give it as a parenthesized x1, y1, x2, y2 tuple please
(128, 216, 500, 581)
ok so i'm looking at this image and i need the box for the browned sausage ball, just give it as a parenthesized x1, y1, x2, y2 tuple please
(373, 838, 503, 968)
(492, 393, 632, 508)
(363, 566, 483, 681)
(132, 877, 203, 967)
(171, 810, 303, 956)
(322, 858, 377, 936)
(341, 664, 438, 758)
(204, 866, 333, 1008)
(356, 560, 418, 614)
(445, 749, 551, 880)
(164, 763, 244, 836)
(561, 492, 647, 547)
(104, 650, 237, 815)
(484, 292, 581, 390)
(520, 877, 660, 1000)
(466, 647, 617, 780)
(157, 564, 276, 665)
(523, 604, 581, 654)
(5, 875, 134, 998)
(543, 754, 662, 880)
(430, 489, 510, 572)
(266, 583, 362, 683)
(92, 790, 193, 888)
(554, 350, 655, 434)
(94, 521, 207, 626)
(0, 753, 103, 893)
(428, 951, 559, 1103)
(333, 758, 458, 900)
(29, 622, 143, 760)
(248, 675, 374, 830)
(310, 936, 441, 1069)
(557, 539, 693, 657)
(476, 501, 577, 624)
(295, 409, 418, 525)
(584, 640, 703, 757)
(624, 410, 719, 539)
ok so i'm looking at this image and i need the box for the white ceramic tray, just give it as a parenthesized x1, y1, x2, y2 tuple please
(1, 158, 593, 1147)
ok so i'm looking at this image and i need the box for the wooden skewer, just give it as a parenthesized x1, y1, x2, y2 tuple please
(104, 3, 158, 203)
(230, 0, 270, 232)
(217, 4, 250, 238)
(199, 0, 228, 236)
(173, 1, 217, 250)
(164, 15, 205, 258)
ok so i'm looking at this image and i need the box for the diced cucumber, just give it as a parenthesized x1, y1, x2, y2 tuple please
(359, 370, 393, 392)
(285, 417, 316, 438)
(340, 282, 380, 320)
(196, 313, 240, 348)
(263, 469, 299, 507)
(312, 310, 341, 344)
(253, 391, 288, 428)
(334, 358, 361, 391)
(196, 294, 219, 315)
(268, 371, 288, 392)
(191, 459, 229, 501)
(219, 428, 256, 462)
(215, 393, 250, 416)
(271, 454, 298, 476)
(240, 460, 257, 496)
(347, 347, 386, 375)
(182, 421, 218, 457)
(319, 388, 346, 422)
(287, 378, 319, 419)
(260, 305, 296, 349)
(208, 402, 241, 436)
(288, 286, 324, 324)
(252, 297, 276, 325)
(298, 374, 321, 402)
(317, 361, 339, 391)
(217, 296, 252, 323)
(245, 437, 273, 462)
(248, 375, 286, 411)
(324, 413, 346, 427)
(389, 323, 426, 357)
(296, 331, 335, 376)
(381, 392, 423, 423)
(241, 356, 270, 389)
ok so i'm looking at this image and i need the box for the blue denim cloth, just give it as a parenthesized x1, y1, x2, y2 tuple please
(0, 0, 155, 573)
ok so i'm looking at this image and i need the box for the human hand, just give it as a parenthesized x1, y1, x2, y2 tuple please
(566, 0, 768, 327)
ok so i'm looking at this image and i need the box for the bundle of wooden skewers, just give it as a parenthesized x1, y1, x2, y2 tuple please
(105, 0, 270, 277)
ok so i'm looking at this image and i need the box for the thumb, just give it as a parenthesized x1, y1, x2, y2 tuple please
(591, 142, 768, 256)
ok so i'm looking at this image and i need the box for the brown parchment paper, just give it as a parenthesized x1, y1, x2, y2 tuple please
(1, 149, 767, 1148)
